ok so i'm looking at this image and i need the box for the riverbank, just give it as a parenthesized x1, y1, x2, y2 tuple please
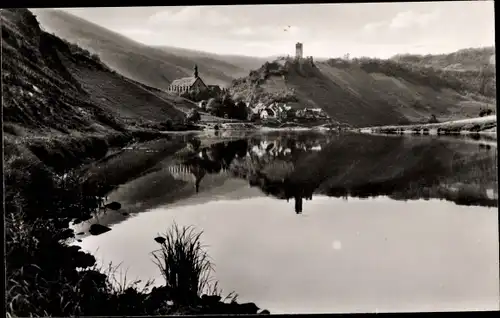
(358, 115, 497, 138)
(4, 128, 270, 316)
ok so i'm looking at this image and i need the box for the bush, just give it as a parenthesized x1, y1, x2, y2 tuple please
(233, 101, 249, 121)
(479, 109, 493, 117)
(249, 112, 260, 122)
(428, 114, 439, 124)
(186, 109, 201, 123)
(161, 119, 173, 131)
(206, 98, 222, 115)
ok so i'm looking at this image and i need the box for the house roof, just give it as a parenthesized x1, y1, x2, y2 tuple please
(170, 77, 197, 87)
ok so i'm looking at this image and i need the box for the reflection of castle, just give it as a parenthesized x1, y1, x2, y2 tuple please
(286, 191, 313, 214)
(249, 170, 315, 214)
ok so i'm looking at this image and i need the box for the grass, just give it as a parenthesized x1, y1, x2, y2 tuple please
(151, 224, 223, 305)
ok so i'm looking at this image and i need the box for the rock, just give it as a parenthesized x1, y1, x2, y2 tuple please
(259, 309, 270, 315)
(201, 294, 221, 304)
(76, 232, 85, 236)
(105, 201, 122, 210)
(89, 224, 111, 236)
(122, 212, 129, 216)
(154, 236, 166, 244)
(238, 302, 260, 314)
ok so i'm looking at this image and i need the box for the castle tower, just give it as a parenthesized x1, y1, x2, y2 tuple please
(194, 64, 199, 78)
(295, 42, 303, 59)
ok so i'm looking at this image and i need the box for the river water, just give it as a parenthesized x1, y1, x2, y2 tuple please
(74, 131, 499, 313)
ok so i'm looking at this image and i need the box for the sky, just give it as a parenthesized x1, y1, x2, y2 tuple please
(59, 2, 495, 59)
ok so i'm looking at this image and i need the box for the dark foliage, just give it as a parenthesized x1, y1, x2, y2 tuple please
(186, 109, 201, 123)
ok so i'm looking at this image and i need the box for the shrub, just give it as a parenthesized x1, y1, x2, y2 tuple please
(186, 109, 201, 123)
(479, 109, 493, 117)
(249, 112, 260, 122)
(161, 119, 173, 131)
(206, 98, 222, 115)
(428, 114, 439, 124)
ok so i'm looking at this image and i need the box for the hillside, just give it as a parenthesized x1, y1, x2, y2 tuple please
(390, 47, 496, 98)
(32, 9, 267, 89)
(2, 8, 193, 136)
(229, 56, 496, 127)
(391, 47, 495, 71)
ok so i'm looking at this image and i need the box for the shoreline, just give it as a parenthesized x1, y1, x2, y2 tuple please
(5, 128, 272, 316)
(356, 115, 497, 139)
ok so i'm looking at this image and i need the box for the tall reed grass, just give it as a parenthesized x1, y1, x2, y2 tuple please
(151, 223, 220, 305)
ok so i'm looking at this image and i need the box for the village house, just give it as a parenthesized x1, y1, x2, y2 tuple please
(255, 102, 291, 120)
(168, 65, 208, 95)
(296, 107, 328, 119)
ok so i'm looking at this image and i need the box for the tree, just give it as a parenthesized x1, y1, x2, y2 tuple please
(428, 114, 439, 124)
(249, 112, 260, 122)
(206, 98, 222, 116)
(479, 108, 493, 117)
(186, 109, 201, 123)
(233, 101, 249, 121)
(161, 119, 173, 130)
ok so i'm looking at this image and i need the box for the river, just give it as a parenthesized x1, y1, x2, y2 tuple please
(73, 131, 499, 314)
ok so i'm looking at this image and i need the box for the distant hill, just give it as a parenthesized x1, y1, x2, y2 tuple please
(391, 47, 496, 98)
(2, 8, 187, 135)
(31, 9, 267, 89)
(229, 55, 496, 127)
(391, 47, 495, 71)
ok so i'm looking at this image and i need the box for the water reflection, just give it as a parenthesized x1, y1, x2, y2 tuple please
(74, 132, 498, 313)
(169, 133, 497, 214)
(74, 132, 497, 234)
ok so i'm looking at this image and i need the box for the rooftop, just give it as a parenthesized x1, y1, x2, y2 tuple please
(170, 77, 197, 87)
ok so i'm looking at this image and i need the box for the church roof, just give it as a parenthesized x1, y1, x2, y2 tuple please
(170, 77, 197, 87)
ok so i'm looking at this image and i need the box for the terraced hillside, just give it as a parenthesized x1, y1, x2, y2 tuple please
(2, 8, 189, 136)
(32, 9, 267, 89)
(230, 56, 496, 127)
(391, 47, 496, 98)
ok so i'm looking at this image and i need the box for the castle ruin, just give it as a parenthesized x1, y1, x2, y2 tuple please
(295, 42, 303, 59)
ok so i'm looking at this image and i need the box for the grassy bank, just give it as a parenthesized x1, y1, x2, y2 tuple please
(359, 115, 497, 137)
(4, 131, 269, 316)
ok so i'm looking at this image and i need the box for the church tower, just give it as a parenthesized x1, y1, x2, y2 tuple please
(194, 64, 199, 78)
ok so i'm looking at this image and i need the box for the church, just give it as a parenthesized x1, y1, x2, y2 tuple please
(168, 65, 208, 95)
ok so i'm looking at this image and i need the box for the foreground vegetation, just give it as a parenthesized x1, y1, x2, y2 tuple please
(5, 137, 268, 316)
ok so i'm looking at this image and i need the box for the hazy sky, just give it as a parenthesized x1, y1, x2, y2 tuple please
(59, 2, 495, 58)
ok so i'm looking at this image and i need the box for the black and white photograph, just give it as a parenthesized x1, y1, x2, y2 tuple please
(3, 1, 498, 316)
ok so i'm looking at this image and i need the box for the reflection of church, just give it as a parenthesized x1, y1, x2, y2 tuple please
(167, 163, 231, 193)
